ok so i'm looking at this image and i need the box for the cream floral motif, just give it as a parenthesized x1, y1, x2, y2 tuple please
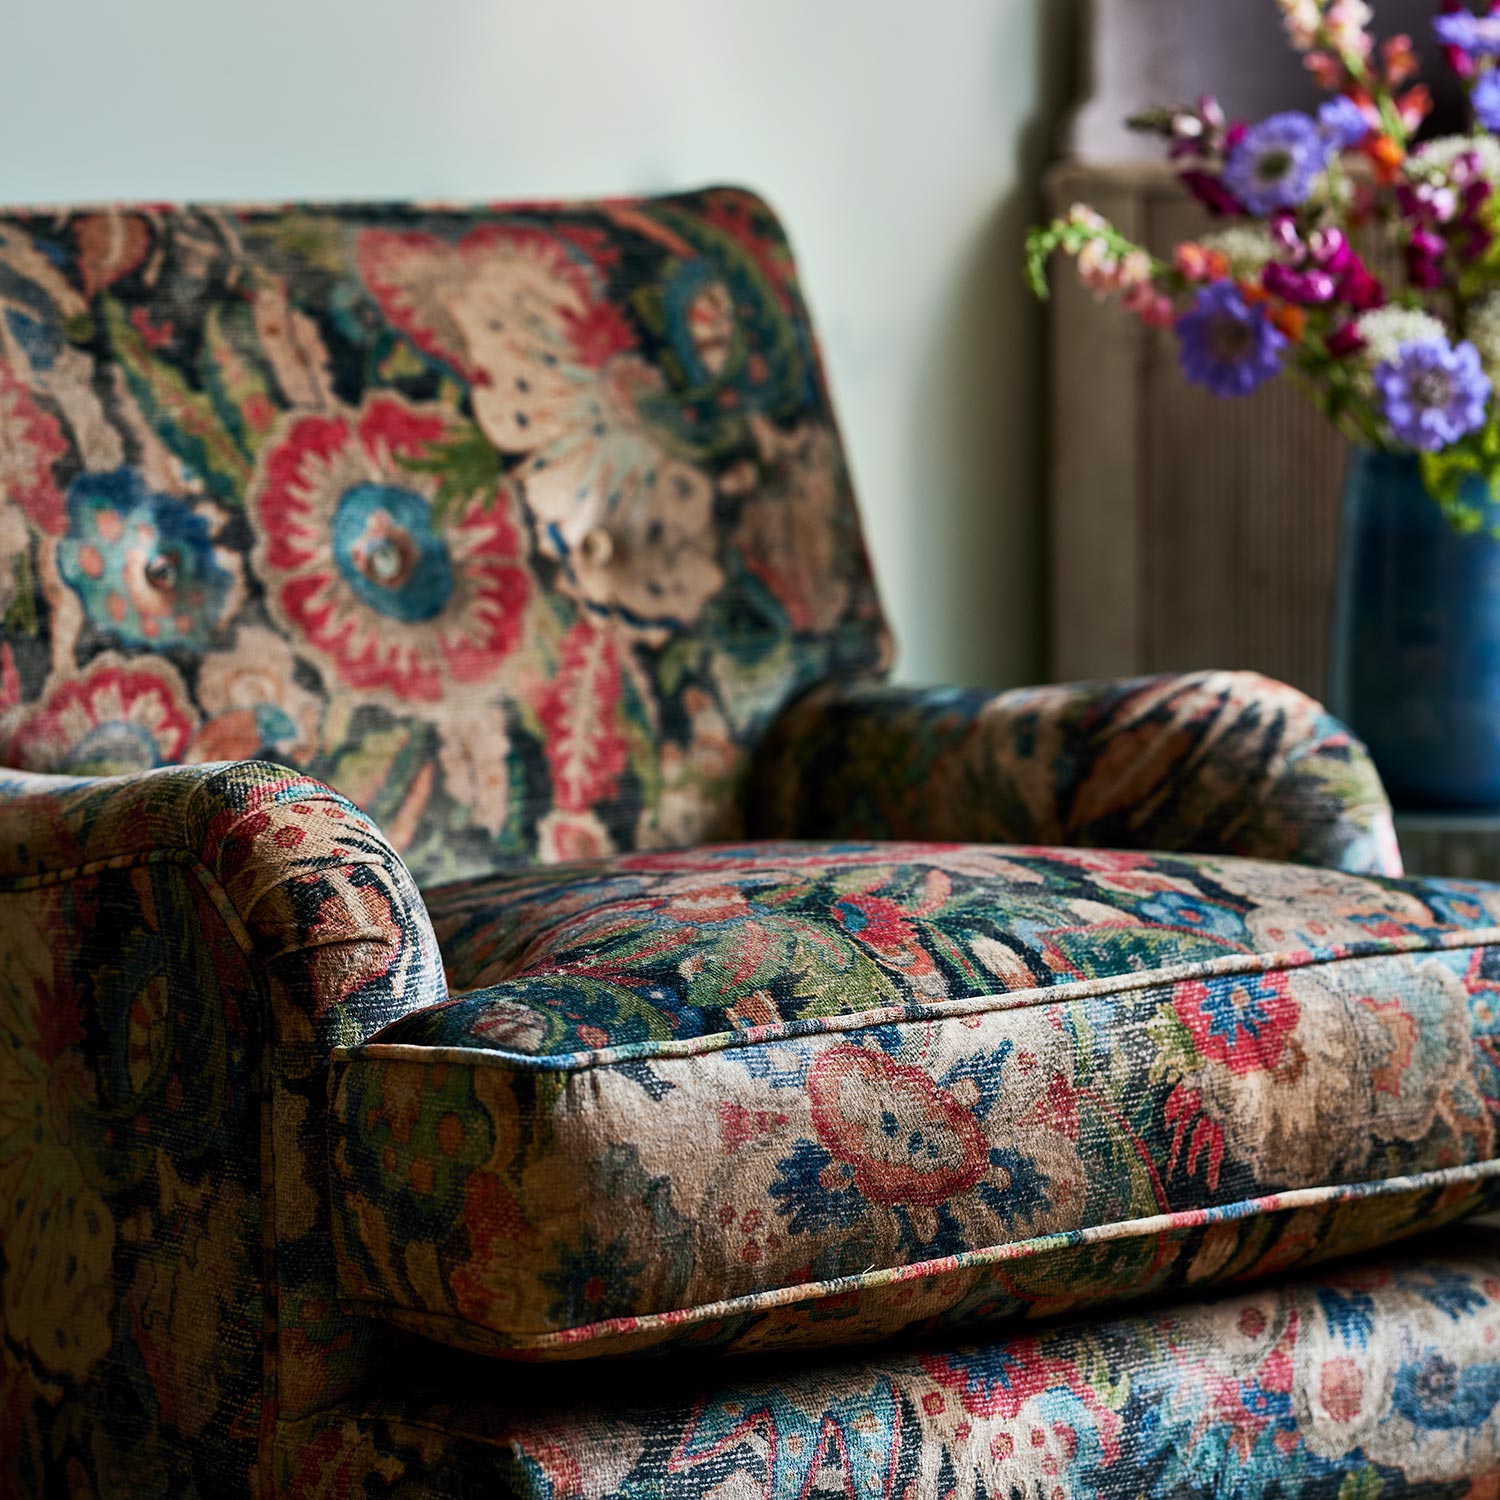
(437, 702, 513, 838)
(358, 227, 722, 630)
(189, 625, 324, 765)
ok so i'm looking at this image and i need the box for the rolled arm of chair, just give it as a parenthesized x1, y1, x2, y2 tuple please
(748, 670, 1402, 876)
(0, 759, 447, 1492)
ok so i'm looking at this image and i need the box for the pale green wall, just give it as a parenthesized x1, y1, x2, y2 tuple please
(0, 0, 1074, 687)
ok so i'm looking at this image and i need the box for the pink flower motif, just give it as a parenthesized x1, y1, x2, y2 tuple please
(536, 619, 627, 814)
(2, 655, 197, 774)
(251, 395, 530, 703)
(807, 1045, 988, 1207)
(1173, 970, 1300, 1075)
(0, 362, 67, 535)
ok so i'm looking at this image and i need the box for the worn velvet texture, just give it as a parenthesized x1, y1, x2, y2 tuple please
(283, 1233, 1500, 1499)
(0, 188, 1489, 1498)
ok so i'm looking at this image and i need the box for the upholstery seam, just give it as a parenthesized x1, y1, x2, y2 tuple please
(333, 925, 1500, 1074)
(334, 1158, 1500, 1350)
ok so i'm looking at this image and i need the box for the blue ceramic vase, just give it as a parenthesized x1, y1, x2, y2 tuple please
(1329, 447, 1500, 808)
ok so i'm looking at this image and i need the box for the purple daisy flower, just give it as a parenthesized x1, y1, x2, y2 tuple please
(1434, 13, 1500, 57)
(1373, 338, 1491, 451)
(1175, 282, 1287, 397)
(1475, 70, 1500, 130)
(1318, 96, 1371, 149)
(1221, 112, 1331, 215)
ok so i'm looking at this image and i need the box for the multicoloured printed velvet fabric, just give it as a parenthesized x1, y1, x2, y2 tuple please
(0, 761, 446, 1499)
(0, 188, 1455, 1496)
(281, 1232, 1500, 1497)
(329, 840, 1500, 1360)
(752, 672, 1403, 879)
(0, 191, 888, 887)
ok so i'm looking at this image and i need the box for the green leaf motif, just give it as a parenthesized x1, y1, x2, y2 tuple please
(1337, 1466, 1384, 1500)
(102, 297, 252, 505)
(395, 423, 504, 526)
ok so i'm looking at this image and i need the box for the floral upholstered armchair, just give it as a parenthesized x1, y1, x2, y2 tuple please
(3, 190, 1500, 1499)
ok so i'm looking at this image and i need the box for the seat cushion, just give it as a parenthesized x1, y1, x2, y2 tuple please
(327, 841, 1500, 1360)
(288, 1228, 1500, 1497)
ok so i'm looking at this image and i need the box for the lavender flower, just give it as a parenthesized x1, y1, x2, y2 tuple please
(1222, 113, 1331, 215)
(1434, 13, 1500, 56)
(1373, 338, 1491, 450)
(1318, 96, 1370, 148)
(1175, 283, 1288, 397)
(1476, 70, 1500, 131)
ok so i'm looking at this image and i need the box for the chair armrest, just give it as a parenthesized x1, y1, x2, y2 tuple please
(0, 760, 447, 1487)
(748, 671, 1401, 876)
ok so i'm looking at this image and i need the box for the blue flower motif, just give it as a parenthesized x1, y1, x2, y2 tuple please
(978, 1144, 1053, 1231)
(1135, 890, 1249, 943)
(1374, 338, 1491, 452)
(1316, 1286, 1375, 1348)
(1393, 1351, 1500, 1431)
(538, 1229, 646, 1325)
(331, 481, 454, 622)
(1222, 112, 1330, 214)
(768, 1138, 863, 1234)
(1418, 1267, 1492, 1321)
(56, 469, 238, 648)
(1318, 96, 1371, 149)
(1435, 12, 1500, 56)
(1176, 283, 1287, 398)
(1475, 70, 1500, 131)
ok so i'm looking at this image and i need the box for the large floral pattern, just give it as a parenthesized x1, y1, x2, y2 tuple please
(357, 222, 724, 630)
(1, 652, 198, 774)
(0, 190, 1461, 1498)
(0, 193, 889, 886)
(278, 1235, 1500, 1498)
(252, 395, 531, 702)
(328, 840, 1500, 1361)
(56, 467, 243, 649)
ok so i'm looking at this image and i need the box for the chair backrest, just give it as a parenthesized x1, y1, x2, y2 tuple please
(0, 189, 890, 884)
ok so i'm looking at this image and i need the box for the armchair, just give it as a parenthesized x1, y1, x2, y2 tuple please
(2, 190, 1498, 1498)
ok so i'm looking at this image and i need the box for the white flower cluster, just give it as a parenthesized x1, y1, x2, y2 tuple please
(1353, 307, 1448, 382)
(1407, 134, 1500, 186)
(1468, 292, 1500, 386)
(1276, 0, 1372, 55)
(1198, 226, 1279, 277)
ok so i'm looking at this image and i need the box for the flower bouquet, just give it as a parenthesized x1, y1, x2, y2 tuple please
(1027, 2, 1500, 808)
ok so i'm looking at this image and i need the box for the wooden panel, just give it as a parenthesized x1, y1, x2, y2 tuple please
(1047, 161, 1401, 702)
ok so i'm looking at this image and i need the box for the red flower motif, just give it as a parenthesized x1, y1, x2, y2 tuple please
(3, 656, 197, 774)
(251, 395, 529, 702)
(1173, 970, 1299, 1075)
(0, 362, 67, 535)
(808, 1045, 988, 1206)
(536, 619, 627, 813)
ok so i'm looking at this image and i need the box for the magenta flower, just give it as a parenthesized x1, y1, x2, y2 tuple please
(1407, 226, 1448, 289)
(1264, 261, 1338, 303)
(1175, 283, 1287, 397)
(1179, 169, 1244, 218)
(1373, 338, 1491, 451)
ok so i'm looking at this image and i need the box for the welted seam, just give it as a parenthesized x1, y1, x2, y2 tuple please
(334, 1159, 1500, 1350)
(333, 924, 1500, 1075)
